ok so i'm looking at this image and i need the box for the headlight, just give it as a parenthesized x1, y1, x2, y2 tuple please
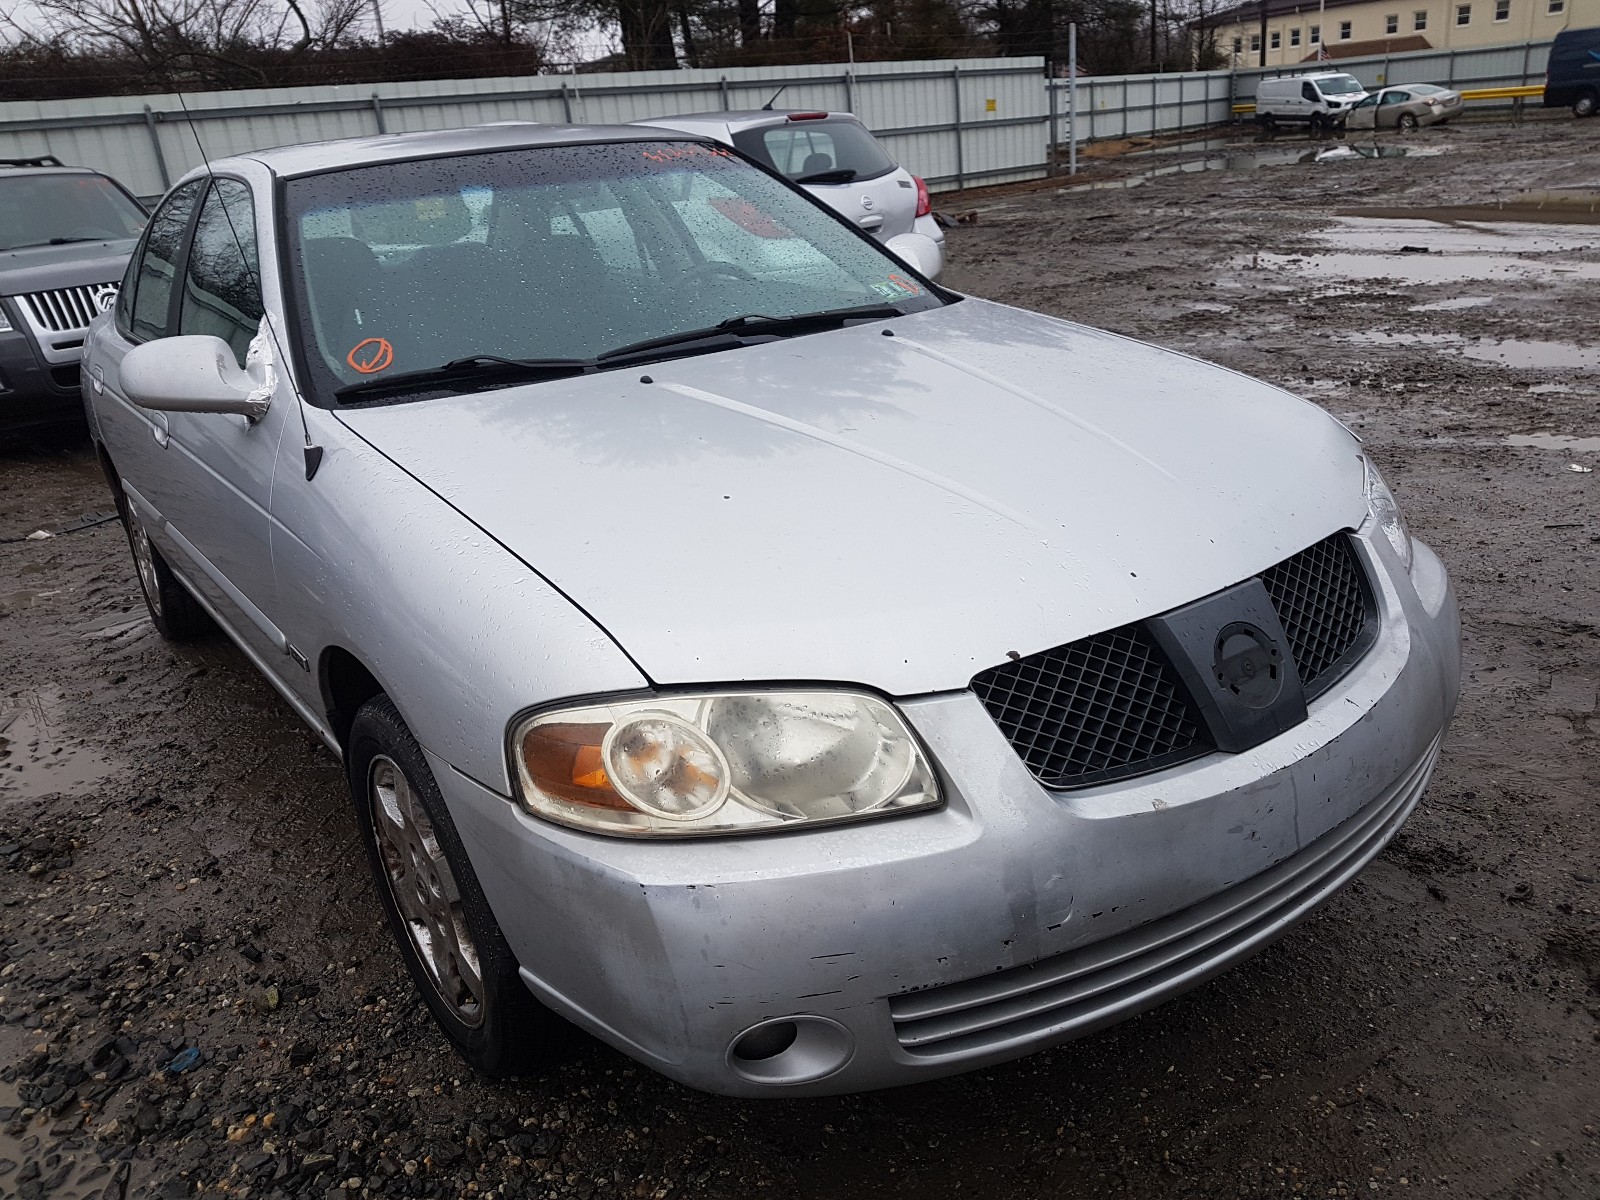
(1364, 457, 1412, 572)
(512, 690, 941, 837)
(0, 306, 12, 333)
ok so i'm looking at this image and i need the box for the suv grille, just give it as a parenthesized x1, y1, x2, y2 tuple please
(972, 534, 1375, 789)
(21, 284, 115, 334)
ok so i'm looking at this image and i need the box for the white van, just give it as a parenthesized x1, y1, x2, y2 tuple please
(1255, 72, 1370, 129)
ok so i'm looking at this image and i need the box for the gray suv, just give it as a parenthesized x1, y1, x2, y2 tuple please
(0, 156, 147, 434)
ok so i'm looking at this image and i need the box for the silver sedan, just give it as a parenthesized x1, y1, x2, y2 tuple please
(1346, 85, 1455, 130)
(81, 123, 1459, 1097)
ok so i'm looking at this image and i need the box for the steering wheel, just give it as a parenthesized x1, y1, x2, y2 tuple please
(686, 260, 756, 283)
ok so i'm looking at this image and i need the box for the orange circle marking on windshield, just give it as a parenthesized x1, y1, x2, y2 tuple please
(347, 338, 394, 374)
(888, 273, 922, 295)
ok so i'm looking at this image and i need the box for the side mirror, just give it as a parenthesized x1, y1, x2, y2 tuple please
(885, 232, 940, 279)
(121, 336, 270, 420)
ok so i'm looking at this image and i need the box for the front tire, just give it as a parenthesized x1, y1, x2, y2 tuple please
(121, 500, 212, 641)
(347, 694, 573, 1077)
(1574, 92, 1598, 118)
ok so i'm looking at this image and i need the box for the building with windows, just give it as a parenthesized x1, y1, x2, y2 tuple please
(1195, 0, 1596, 67)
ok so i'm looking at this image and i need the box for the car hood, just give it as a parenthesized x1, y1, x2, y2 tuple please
(335, 300, 1367, 695)
(0, 239, 137, 296)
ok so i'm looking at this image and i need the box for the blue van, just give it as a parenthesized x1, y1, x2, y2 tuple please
(1544, 26, 1600, 116)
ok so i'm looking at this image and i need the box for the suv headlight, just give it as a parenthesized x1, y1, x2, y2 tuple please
(512, 690, 941, 837)
(1364, 456, 1412, 572)
(0, 305, 12, 333)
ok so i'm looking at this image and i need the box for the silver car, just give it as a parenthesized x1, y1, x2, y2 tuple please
(1345, 86, 1454, 131)
(81, 124, 1459, 1097)
(634, 109, 946, 278)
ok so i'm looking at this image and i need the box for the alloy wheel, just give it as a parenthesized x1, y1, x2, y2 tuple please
(368, 755, 485, 1026)
(128, 514, 163, 618)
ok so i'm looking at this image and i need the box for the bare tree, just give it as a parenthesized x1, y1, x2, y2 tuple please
(1, 0, 367, 87)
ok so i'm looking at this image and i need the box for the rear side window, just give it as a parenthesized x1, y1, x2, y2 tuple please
(733, 120, 896, 183)
(179, 179, 264, 368)
(127, 180, 205, 341)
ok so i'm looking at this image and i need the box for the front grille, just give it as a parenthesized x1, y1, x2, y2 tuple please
(888, 737, 1440, 1061)
(21, 283, 115, 334)
(972, 534, 1376, 789)
(970, 625, 1211, 790)
(1260, 534, 1374, 698)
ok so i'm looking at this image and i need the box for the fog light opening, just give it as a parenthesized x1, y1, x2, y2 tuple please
(731, 1020, 798, 1062)
(725, 1015, 854, 1086)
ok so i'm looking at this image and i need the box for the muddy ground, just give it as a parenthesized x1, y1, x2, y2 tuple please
(1, 114, 1596, 1200)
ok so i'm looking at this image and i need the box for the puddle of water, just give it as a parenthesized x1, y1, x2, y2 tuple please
(1340, 187, 1600, 226)
(1506, 433, 1600, 453)
(1314, 216, 1600, 255)
(1242, 250, 1600, 284)
(1410, 295, 1495, 312)
(1344, 330, 1600, 370)
(1061, 141, 1439, 191)
(0, 688, 123, 801)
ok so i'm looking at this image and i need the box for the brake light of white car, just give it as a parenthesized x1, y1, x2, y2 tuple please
(914, 176, 931, 218)
(787, 111, 829, 122)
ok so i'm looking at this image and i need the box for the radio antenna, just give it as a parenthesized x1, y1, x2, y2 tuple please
(760, 85, 788, 111)
(172, 91, 325, 481)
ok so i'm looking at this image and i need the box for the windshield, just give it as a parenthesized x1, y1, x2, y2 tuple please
(0, 173, 147, 251)
(732, 118, 897, 183)
(284, 140, 943, 402)
(1317, 75, 1366, 96)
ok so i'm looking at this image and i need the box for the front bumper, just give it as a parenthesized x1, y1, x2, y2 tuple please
(438, 527, 1459, 1096)
(0, 323, 85, 433)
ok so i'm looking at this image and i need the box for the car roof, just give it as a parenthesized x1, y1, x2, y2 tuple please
(230, 121, 718, 180)
(636, 110, 854, 134)
(0, 165, 104, 179)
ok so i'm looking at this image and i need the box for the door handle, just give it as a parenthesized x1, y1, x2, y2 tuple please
(150, 411, 170, 449)
(859, 214, 885, 230)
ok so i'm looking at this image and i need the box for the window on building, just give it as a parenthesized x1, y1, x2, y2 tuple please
(1310, 24, 1321, 41)
(1548, 0, 1565, 12)
(1250, 33, 1261, 51)
(1339, 19, 1353, 37)
(1270, 29, 1281, 47)
(1290, 27, 1302, 44)
(1414, 9, 1428, 28)
(1386, 13, 1399, 31)
(1494, 0, 1509, 17)
(1457, 3, 1471, 22)
(1233, 35, 1243, 52)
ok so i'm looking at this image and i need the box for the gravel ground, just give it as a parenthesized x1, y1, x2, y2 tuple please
(0, 114, 1596, 1200)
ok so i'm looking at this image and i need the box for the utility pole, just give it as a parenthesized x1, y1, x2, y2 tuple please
(1151, 0, 1158, 69)
(1258, 0, 1269, 67)
(372, 0, 386, 42)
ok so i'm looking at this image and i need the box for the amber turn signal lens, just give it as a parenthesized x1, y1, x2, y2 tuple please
(519, 722, 631, 810)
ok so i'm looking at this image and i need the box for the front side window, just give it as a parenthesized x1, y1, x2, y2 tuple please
(732, 120, 896, 184)
(1494, 0, 1509, 17)
(127, 179, 205, 342)
(1415, 10, 1429, 28)
(1457, 3, 1471, 22)
(1302, 82, 1320, 101)
(284, 141, 945, 404)
(0, 172, 146, 253)
(1340, 19, 1353, 37)
(1386, 13, 1400, 31)
(179, 179, 264, 368)
(1353, 94, 1381, 109)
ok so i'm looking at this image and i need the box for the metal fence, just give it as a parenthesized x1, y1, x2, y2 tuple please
(0, 57, 1049, 200)
(1052, 38, 1554, 148)
(0, 38, 1561, 202)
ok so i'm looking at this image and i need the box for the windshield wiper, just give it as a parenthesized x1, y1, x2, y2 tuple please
(1, 236, 107, 251)
(794, 167, 858, 184)
(597, 303, 906, 364)
(334, 353, 593, 400)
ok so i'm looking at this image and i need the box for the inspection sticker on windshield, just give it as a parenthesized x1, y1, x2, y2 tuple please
(347, 337, 394, 374)
(872, 274, 922, 300)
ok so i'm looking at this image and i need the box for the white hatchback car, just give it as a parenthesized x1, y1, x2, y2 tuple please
(634, 109, 945, 278)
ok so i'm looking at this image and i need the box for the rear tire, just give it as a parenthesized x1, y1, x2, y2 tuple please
(121, 499, 212, 642)
(1574, 92, 1597, 118)
(347, 694, 575, 1077)
(1398, 112, 1420, 131)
